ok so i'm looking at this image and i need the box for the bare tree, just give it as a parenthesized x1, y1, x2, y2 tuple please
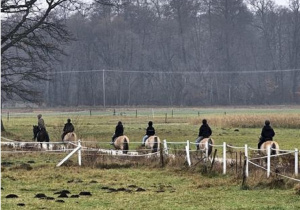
(1, 0, 87, 131)
(1, 0, 88, 102)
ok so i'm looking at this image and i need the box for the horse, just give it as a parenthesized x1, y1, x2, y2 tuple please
(113, 135, 129, 154)
(258, 140, 280, 167)
(259, 140, 280, 156)
(197, 138, 214, 160)
(62, 132, 78, 150)
(145, 136, 161, 153)
(63, 132, 77, 142)
(33, 125, 49, 149)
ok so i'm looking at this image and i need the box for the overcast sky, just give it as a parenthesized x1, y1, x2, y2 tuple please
(275, 0, 289, 6)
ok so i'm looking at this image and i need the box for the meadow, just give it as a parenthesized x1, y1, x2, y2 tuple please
(1, 106, 300, 209)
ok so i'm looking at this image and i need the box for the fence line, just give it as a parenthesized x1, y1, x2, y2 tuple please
(2, 138, 299, 182)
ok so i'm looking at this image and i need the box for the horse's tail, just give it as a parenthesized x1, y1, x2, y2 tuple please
(123, 138, 129, 154)
(152, 137, 158, 153)
(208, 138, 213, 156)
(271, 142, 277, 155)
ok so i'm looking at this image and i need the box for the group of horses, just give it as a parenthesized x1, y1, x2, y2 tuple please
(32, 126, 161, 154)
(111, 135, 161, 154)
(32, 126, 280, 158)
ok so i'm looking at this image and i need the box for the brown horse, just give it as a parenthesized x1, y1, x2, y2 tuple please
(145, 136, 161, 153)
(197, 138, 214, 159)
(260, 140, 279, 156)
(113, 135, 129, 154)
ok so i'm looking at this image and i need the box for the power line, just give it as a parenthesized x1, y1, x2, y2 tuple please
(51, 68, 300, 75)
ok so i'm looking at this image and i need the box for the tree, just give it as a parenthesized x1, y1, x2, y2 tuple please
(1, 0, 88, 102)
(1, 0, 86, 130)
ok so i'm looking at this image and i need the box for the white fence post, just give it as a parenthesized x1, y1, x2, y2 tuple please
(78, 140, 82, 166)
(267, 145, 271, 178)
(163, 139, 168, 155)
(205, 141, 209, 159)
(245, 144, 248, 177)
(56, 143, 82, 167)
(186, 140, 191, 166)
(295, 148, 299, 176)
(223, 142, 226, 175)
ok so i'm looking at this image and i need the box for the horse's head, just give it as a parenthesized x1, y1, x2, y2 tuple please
(33, 125, 39, 135)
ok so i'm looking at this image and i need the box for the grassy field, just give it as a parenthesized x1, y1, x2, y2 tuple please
(2, 106, 300, 209)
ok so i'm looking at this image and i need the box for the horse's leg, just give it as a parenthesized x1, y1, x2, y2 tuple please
(123, 138, 129, 154)
(152, 137, 158, 153)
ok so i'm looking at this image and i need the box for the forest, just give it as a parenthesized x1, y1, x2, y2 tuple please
(2, 0, 300, 107)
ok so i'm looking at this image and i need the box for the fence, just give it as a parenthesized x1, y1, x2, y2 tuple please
(1, 137, 300, 182)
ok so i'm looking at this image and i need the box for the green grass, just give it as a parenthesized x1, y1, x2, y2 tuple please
(2, 107, 300, 209)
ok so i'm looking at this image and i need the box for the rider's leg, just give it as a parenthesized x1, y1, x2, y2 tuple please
(258, 137, 264, 149)
(195, 136, 203, 150)
(111, 134, 116, 145)
(142, 135, 148, 146)
(61, 133, 65, 141)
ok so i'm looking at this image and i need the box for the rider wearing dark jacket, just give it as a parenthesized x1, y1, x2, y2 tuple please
(61, 119, 75, 140)
(142, 121, 155, 145)
(111, 121, 124, 144)
(199, 120, 212, 138)
(196, 119, 212, 150)
(258, 120, 275, 149)
(146, 121, 155, 136)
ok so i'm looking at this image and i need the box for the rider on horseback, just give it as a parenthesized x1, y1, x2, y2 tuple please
(195, 119, 212, 150)
(34, 114, 50, 141)
(110, 121, 124, 145)
(61, 119, 75, 140)
(141, 121, 155, 146)
(258, 120, 275, 149)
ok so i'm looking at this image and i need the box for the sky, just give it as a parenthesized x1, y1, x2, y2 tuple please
(274, 0, 289, 6)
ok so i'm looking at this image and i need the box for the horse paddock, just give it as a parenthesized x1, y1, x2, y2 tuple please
(2, 107, 300, 209)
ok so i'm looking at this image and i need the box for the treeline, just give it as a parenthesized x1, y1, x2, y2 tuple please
(45, 0, 300, 107)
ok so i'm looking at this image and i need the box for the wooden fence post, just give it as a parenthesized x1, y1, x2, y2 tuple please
(210, 149, 217, 172)
(160, 143, 164, 167)
(242, 158, 247, 188)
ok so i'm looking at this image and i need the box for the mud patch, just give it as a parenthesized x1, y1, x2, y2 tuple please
(6, 194, 18, 198)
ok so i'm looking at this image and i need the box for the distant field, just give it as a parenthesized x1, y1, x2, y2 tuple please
(2, 106, 300, 149)
(2, 107, 300, 209)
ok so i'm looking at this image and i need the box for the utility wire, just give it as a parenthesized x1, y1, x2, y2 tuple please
(50, 68, 300, 75)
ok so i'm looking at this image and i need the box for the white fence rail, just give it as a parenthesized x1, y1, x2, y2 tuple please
(2, 138, 300, 182)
